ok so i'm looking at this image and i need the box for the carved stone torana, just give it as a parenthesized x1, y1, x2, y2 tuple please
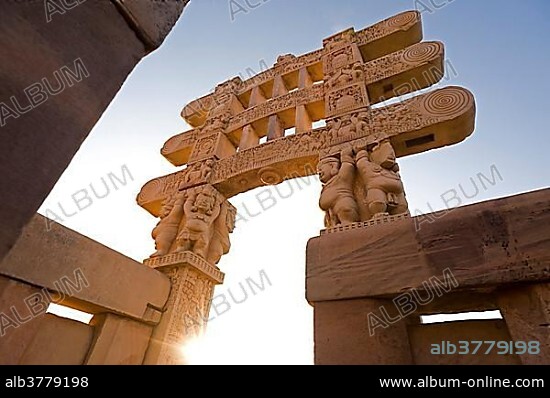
(138, 86, 474, 211)
(137, 10, 477, 362)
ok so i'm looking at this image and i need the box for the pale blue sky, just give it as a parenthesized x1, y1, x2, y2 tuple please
(40, 1, 550, 364)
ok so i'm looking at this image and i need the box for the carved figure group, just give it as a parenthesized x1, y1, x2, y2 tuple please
(150, 185, 235, 264)
(328, 111, 371, 140)
(318, 139, 408, 227)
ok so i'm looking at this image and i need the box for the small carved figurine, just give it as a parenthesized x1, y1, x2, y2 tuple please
(150, 192, 185, 257)
(355, 139, 408, 217)
(318, 147, 360, 227)
(176, 187, 221, 259)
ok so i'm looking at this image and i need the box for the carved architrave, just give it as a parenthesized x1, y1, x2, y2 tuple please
(140, 86, 475, 212)
(162, 129, 199, 160)
(227, 84, 324, 133)
(180, 11, 422, 129)
(354, 10, 420, 46)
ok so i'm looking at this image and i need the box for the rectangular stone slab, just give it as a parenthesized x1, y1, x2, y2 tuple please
(306, 188, 550, 302)
(0, 214, 170, 323)
(138, 86, 475, 215)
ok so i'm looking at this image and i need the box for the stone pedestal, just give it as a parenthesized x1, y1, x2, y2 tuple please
(307, 189, 550, 365)
(142, 252, 224, 365)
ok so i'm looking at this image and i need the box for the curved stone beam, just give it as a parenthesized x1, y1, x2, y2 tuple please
(138, 86, 475, 215)
(162, 41, 444, 166)
(180, 10, 422, 128)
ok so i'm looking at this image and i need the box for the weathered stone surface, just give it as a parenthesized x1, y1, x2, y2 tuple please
(314, 298, 413, 365)
(0, 0, 188, 262)
(114, 0, 190, 50)
(306, 188, 550, 302)
(0, 275, 53, 364)
(17, 314, 94, 365)
(497, 284, 550, 365)
(0, 276, 93, 366)
(0, 214, 170, 323)
(85, 313, 154, 365)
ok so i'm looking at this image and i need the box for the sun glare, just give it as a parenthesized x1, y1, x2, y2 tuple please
(180, 335, 219, 365)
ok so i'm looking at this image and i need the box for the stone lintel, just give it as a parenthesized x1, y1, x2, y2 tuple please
(306, 188, 550, 302)
(138, 86, 475, 215)
(180, 10, 423, 128)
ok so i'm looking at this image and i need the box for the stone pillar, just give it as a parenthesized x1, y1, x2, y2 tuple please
(297, 67, 314, 133)
(267, 114, 284, 141)
(143, 252, 224, 364)
(272, 75, 288, 98)
(249, 86, 267, 107)
(298, 67, 313, 89)
(239, 124, 260, 150)
(85, 314, 153, 365)
(141, 183, 236, 364)
(497, 283, 550, 365)
(295, 105, 312, 133)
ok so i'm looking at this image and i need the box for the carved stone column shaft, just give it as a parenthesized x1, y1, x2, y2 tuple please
(143, 252, 223, 364)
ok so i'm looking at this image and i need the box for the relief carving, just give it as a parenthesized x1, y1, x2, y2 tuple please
(151, 192, 185, 257)
(175, 187, 222, 259)
(327, 109, 371, 141)
(354, 139, 408, 217)
(326, 84, 369, 117)
(324, 46, 356, 73)
(150, 185, 236, 265)
(318, 139, 409, 227)
(318, 148, 360, 228)
(201, 112, 230, 135)
(326, 62, 364, 89)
